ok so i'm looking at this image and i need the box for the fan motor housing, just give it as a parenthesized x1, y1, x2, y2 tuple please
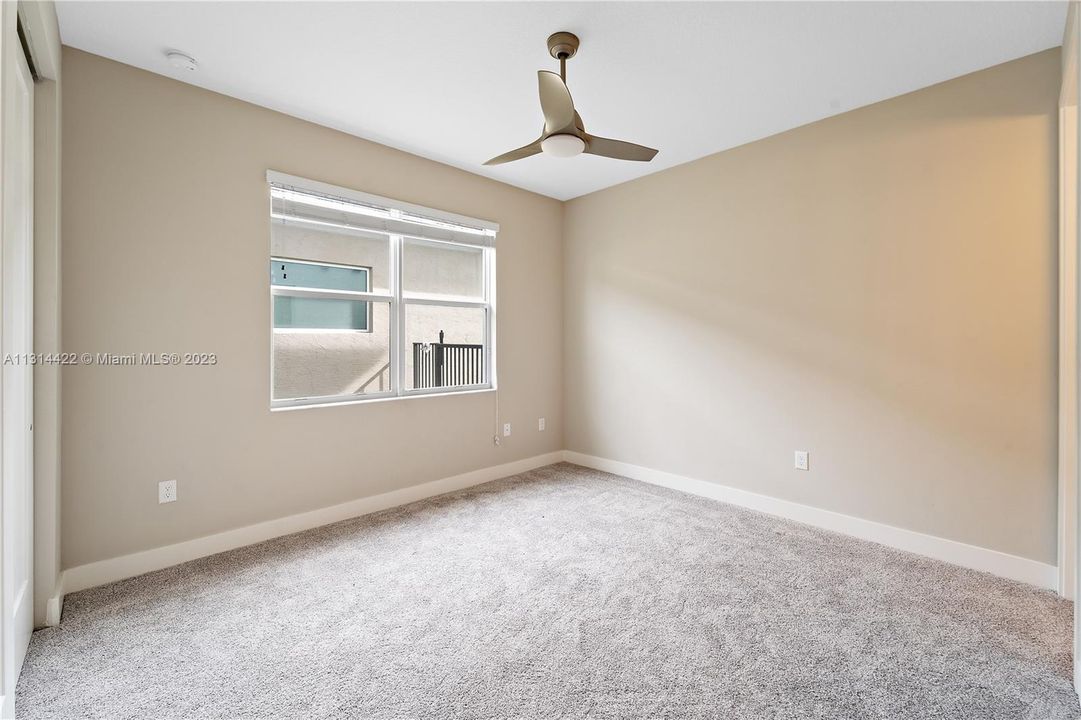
(547, 32, 579, 60)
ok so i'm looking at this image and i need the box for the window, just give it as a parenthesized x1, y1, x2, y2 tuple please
(268, 171, 497, 408)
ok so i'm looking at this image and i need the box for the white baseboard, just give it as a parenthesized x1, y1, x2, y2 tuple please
(563, 451, 1059, 590)
(58, 449, 1058, 599)
(61, 451, 564, 596)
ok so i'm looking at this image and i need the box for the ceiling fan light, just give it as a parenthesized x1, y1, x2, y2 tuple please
(541, 134, 585, 158)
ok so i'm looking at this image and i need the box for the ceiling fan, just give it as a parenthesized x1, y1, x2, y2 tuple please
(484, 32, 659, 166)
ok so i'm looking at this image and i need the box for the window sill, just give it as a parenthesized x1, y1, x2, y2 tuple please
(270, 385, 495, 412)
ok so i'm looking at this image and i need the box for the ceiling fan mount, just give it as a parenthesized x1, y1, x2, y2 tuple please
(484, 30, 658, 167)
(547, 31, 579, 61)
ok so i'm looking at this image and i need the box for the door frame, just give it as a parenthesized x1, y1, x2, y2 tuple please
(0, 1, 59, 715)
(1060, 0, 1081, 696)
(1060, 3, 1079, 605)
(18, 0, 62, 631)
(0, 3, 35, 716)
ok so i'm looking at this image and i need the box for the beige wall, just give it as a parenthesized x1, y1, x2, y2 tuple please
(63, 44, 1062, 570)
(564, 49, 1061, 563)
(60, 48, 563, 569)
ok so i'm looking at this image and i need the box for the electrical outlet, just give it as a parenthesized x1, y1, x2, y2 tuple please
(794, 451, 809, 471)
(503, 423, 512, 437)
(158, 479, 177, 504)
(538, 417, 546, 431)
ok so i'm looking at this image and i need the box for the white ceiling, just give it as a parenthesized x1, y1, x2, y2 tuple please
(57, 1, 1068, 201)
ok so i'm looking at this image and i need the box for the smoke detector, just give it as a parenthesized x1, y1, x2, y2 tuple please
(165, 51, 197, 72)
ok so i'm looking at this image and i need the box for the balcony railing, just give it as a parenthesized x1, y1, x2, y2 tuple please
(352, 361, 390, 395)
(412, 330, 484, 389)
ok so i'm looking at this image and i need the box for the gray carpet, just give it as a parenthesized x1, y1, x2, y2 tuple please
(15, 463, 1079, 719)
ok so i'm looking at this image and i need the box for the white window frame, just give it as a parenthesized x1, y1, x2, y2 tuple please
(267, 170, 498, 410)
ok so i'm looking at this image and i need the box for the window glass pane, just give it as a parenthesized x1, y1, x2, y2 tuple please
(404, 305, 486, 390)
(271, 260, 367, 291)
(271, 223, 390, 294)
(273, 301, 391, 400)
(403, 239, 484, 300)
(273, 296, 369, 331)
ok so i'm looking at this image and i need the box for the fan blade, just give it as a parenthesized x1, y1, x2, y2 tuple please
(484, 138, 543, 166)
(538, 71, 576, 134)
(584, 135, 658, 162)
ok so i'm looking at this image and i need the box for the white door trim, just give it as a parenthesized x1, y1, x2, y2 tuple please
(1059, 100, 1078, 601)
(0, 4, 35, 717)
(19, 0, 62, 631)
(1061, 0, 1081, 696)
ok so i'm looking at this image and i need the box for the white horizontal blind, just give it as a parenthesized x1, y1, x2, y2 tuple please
(267, 170, 498, 248)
